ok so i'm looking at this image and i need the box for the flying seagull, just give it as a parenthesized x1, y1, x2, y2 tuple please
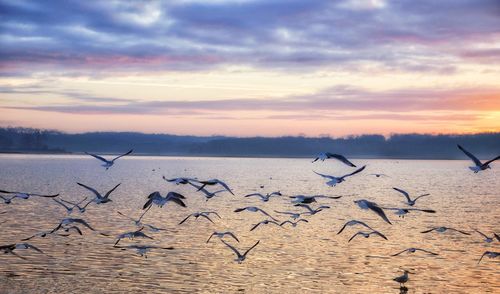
(114, 245, 174, 258)
(290, 194, 341, 204)
(206, 231, 240, 243)
(392, 187, 430, 206)
(354, 199, 392, 225)
(234, 206, 278, 221)
(78, 182, 121, 208)
(280, 219, 308, 228)
(337, 220, 374, 235)
(162, 176, 198, 185)
(179, 211, 221, 225)
(312, 152, 356, 167)
(369, 173, 389, 178)
(0, 243, 45, 259)
(391, 248, 439, 256)
(0, 190, 59, 204)
(250, 220, 282, 231)
(220, 239, 260, 263)
(313, 165, 366, 187)
(381, 207, 436, 218)
(273, 210, 303, 220)
(477, 251, 500, 264)
(143, 191, 186, 210)
(188, 182, 227, 201)
(60, 197, 88, 213)
(52, 197, 88, 214)
(348, 230, 388, 242)
(48, 218, 108, 237)
(457, 144, 500, 173)
(22, 226, 83, 241)
(294, 204, 330, 216)
(420, 226, 470, 235)
(245, 191, 282, 202)
(193, 179, 234, 195)
(85, 149, 133, 170)
(473, 229, 499, 243)
(114, 227, 154, 245)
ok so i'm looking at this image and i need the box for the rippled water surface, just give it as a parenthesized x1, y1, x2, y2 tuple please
(0, 154, 498, 293)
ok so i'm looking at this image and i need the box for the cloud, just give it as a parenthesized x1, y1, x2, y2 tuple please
(1, 0, 499, 75)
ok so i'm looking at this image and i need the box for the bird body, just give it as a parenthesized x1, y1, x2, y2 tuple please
(457, 144, 500, 172)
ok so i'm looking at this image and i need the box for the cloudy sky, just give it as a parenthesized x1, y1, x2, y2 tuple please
(1, 0, 499, 136)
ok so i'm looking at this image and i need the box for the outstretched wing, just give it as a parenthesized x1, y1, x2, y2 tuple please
(111, 149, 133, 162)
(368, 204, 392, 225)
(420, 228, 437, 234)
(391, 249, 408, 256)
(417, 248, 438, 255)
(313, 171, 333, 179)
(256, 208, 278, 221)
(200, 214, 214, 223)
(227, 232, 240, 243)
(327, 153, 357, 167)
(483, 155, 500, 167)
(104, 183, 121, 198)
(341, 165, 366, 179)
(221, 239, 241, 258)
(217, 180, 234, 196)
(413, 194, 430, 201)
(457, 144, 482, 166)
(77, 183, 102, 198)
(85, 152, 109, 163)
(243, 240, 260, 257)
(178, 214, 192, 225)
(392, 187, 411, 202)
(348, 232, 362, 243)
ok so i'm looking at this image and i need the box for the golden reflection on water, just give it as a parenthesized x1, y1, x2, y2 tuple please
(0, 155, 498, 293)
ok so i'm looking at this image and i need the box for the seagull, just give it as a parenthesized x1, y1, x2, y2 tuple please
(0, 243, 45, 259)
(354, 199, 392, 225)
(49, 218, 104, 236)
(114, 227, 154, 245)
(477, 251, 500, 264)
(392, 187, 430, 206)
(313, 165, 366, 187)
(206, 231, 240, 243)
(234, 206, 278, 221)
(85, 149, 133, 170)
(337, 220, 374, 235)
(273, 210, 303, 220)
(381, 207, 436, 218)
(162, 176, 198, 185)
(193, 179, 234, 195)
(391, 248, 439, 256)
(457, 144, 500, 173)
(312, 152, 356, 167)
(369, 173, 389, 178)
(294, 204, 330, 216)
(473, 229, 499, 243)
(0, 190, 59, 204)
(22, 226, 83, 241)
(393, 270, 411, 287)
(78, 182, 120, 208)
(188, 182, 227, 201)
(290, 194, 341, 204)
(52, 197, 88, 214)
(60, 198, 88, 213)
(280, 219, 308, 227)
(143, 191, 186, 210)
(420, 226, 470, 235)
(245, 191, 282, 202)
(348, 230, 388, 242)
(179, 211, 221, 225)
(114, 245, 174, 258)
(117, 210, 149, 227)
(220, 239, 260, 263)
(250, 220, 282, 231)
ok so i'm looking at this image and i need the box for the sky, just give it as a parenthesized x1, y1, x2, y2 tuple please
(0, 0, 499, 137)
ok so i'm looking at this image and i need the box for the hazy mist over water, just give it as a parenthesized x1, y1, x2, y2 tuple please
(0, 155, 498, 293)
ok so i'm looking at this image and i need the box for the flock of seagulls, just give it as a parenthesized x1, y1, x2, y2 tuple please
(0, 144, 498, 291)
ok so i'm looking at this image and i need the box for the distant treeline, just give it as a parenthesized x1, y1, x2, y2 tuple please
(1, 127, 499, 159)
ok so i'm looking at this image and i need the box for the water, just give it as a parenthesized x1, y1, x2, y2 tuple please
(0, 155, 498, 293)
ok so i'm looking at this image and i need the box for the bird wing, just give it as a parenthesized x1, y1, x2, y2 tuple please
(392, 187, 411, 202)
(341, 165, 366, 179)
(250, 222, 263, 231)
(117, 211, 135, 222)
(111, 149, 133, 162)
(104, 183, 121, 198)
(449, 228, 471, 235)
(178, 214, 192, 225)
(313, 171, 334, 179)
(280, 221, 292, 226)
(72, 219, 96, 231)
(294, 204, 314, 213)
(477, 251, 489, 264)
(391, 249, 409, 256)
(256, 208, 278, 221)
(348, 232, 362, 243)
(483, 155, 500, 166)
(67, 226, 83, 235)
(367, 203, 392, 225)
(143, 198, 153, 210)
(169, 197, 187, 207)
(206, 233, 215, 243)
(245, 193, 265, 198)
(234, 207, 247, 213)
(77, 183, 102, 198)
(311, 156, 320, 163)
(416, 248, 438, 255)
(200, 214, 215, 223)
(336, 222, 351, 235)
(220, 239, 242, 258)
(30, 193, 60, 198)
(457, 144, 482, 166)
(85, 152, 109, 163)
(494, 233, 500, 242)
(167, 192, 186, 199)
(328, 153, 357, 167)
(52, 198, 71, 210)
(372, 230, 388, 240)
(227, 232, 240, 242)
(413, 194, 430, 201)
(217, 180, 234, 195)
(9, 250, 28, 260)
(408, 208, 436, 213)
(274, 210, 294, 216)
(420, 228, 437, 233)
(243, 240, 260, 257)
(25, 243, 44, 254)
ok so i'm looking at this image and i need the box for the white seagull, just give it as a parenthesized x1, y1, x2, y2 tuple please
(420, 226, 470, 235)
(85, 149, 133, 170)
(78, 182, 121, 207)
(457, 144, 500, 173)
(336, 220, 374, 235)
(188, 182, 226, 201)
(60, 197, 88, 213)
(143, 191, 186, 210)
(392, 187, 430, 206)
(52, 197, 88, 214)
(114, 227, 154, 245)
(193, 179, 234, 195)
(245, 191, 282, 202)
(179, 211, 221, 225)
(162, 176, 198, 185)
(0, 242, 45, 259)
(473, 229, 499, 243)
(312, 152, 356, 167)
(280, 219, 308, 227)
(354, 199, 392, 225)
(234, 206, 278, 221)
(381, 207, 436, 218)
(294, 204, 330, 216)
(206, 231, 240, 243)
(250, 220, 282, 231)
(391, 248, 439, 256)
(313, 165, 366, 187)
(220, 239, 260, 263)
(0, 190, 59, 204)
(348, 230, 388, 242)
